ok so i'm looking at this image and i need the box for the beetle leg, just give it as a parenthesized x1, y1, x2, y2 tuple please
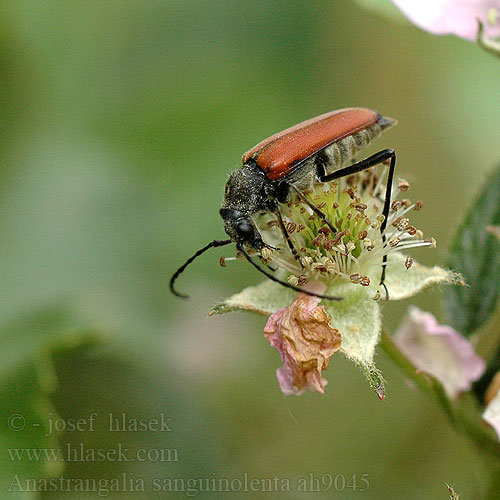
(289, 184, 338, 236)
(319, 148, 396, 299)
(275, 208, 304, 269)
(289, 184, 350, 257)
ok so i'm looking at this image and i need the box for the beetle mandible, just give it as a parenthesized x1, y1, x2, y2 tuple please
(170, 107, 397, 301)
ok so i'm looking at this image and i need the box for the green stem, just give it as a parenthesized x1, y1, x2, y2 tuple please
(476, 21, 500, 59)
(379, 328, 500, 461)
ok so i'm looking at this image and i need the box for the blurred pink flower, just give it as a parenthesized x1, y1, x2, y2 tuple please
(394, 307, 485, 399)
(391, 0, 500, 40)
(264, 283, 342, 396)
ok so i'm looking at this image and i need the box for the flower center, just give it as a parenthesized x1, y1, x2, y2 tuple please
(255, 168, 434, 294)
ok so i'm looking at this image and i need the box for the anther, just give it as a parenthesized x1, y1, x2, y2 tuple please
(405, 256, 414, 269)
(391, 200, 401, 211)
(219, 256, 226, 267)
(346, 241, 356, 252)
(363, 239, 375, 251)
(302, 256, 313, 267)
(261, 247, 273, 260)
(332, 229, 349, 246)
(313, 264, 328, 273)
(297, 274, 308, 286)
(322, 238, 334, 251)
(325, 259, 337, 273)
(312, 234, 323, 247)
(425, 237, 437, 248)
(346, 188, 356, 200)
(398, 179, 410, 191)
(350, 273, 362, 284)
(392, 215, 403, 228)
(414, 200, 423, 211)
(394, 217, 409, 231)
(360, 275, 370, 286)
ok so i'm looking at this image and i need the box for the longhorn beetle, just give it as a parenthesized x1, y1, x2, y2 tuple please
(170, 107, 397, 301)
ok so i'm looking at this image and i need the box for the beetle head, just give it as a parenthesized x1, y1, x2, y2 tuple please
(219, 208, 264, 250)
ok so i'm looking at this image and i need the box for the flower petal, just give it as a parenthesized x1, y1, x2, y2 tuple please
(391, 0, 500, 41)
(487, 225, 500, 241)
(483, 390, 500, 441)
(209, 280, 295, 316)
(264, 283, 342, 395)
(323, 283, 381, 368)
(394, 307, 486, 399)
(379, 253, 462, 301)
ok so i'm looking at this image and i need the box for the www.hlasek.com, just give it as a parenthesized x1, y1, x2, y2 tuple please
(7, 443, 179, 463)
(9, 472, 370, 497)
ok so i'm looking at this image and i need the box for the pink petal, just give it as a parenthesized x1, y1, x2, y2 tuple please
(394, 307, 485, 399)
(391, 0, 500, 41)
(264, 282, 342, 396)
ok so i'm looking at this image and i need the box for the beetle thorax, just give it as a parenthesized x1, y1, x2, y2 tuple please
(221, 164, 270, 217)
(220, 164, 272, 247)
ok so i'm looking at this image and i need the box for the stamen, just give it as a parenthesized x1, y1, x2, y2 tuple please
(254, 169, 435, 291)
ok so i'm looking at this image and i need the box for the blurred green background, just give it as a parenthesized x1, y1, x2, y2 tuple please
(1, 1, 499, 499)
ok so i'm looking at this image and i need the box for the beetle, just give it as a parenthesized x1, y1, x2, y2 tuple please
(170, 107, 397, 301)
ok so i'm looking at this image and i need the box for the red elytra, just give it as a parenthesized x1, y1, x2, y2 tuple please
(242, 107, 379, 181)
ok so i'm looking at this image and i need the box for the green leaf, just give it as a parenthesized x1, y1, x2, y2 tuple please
(444, 163, 500, 336)
(0, 363, 61, 499)
(0, 304, 105, 497)
(0, 306, 73, 383)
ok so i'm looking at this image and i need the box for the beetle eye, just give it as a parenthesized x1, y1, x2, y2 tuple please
(236, 219, 253, 237)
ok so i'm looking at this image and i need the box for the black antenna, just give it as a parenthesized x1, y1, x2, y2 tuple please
(170, 239, 232, 298)
(236, 242, 343, 301)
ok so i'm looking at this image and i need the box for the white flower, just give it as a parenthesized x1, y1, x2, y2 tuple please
(483, 371, 500, 440)
(210, 169, 460, 396)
